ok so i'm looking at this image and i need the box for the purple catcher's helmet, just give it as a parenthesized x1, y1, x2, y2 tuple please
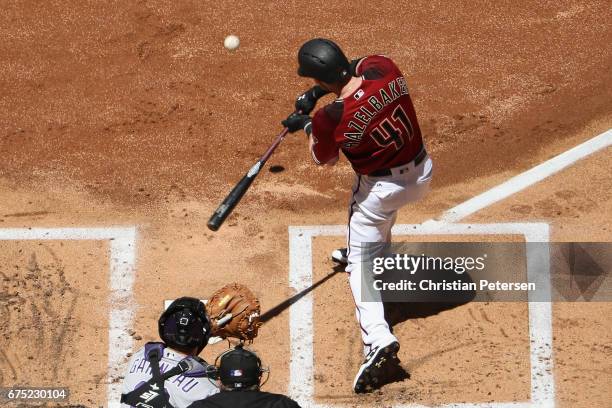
(158, 297, 211, 354)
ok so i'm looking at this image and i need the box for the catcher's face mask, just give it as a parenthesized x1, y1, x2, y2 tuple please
(159, 297, 211, 354)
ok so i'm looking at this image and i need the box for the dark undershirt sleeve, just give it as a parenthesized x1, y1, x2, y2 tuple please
(355, 55, 398, 80)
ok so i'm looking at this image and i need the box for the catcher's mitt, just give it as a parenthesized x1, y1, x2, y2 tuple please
(208, 283, 261, 341)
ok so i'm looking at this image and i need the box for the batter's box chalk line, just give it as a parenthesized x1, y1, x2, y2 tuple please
(286, 129, 611, 407)
(0, 227, 137, 408)
(289, 223, 553, 408)
(0, 129, 606, 407)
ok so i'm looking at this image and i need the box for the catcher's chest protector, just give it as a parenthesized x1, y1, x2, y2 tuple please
(121, 343, 173, 408)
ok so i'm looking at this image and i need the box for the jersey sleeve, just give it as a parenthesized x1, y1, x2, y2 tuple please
(311, 105, 341, 164)
(355, 55, 399, 79)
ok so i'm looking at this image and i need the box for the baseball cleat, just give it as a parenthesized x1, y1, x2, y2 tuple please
(353, 341, 400, 393)
(331, 248, 348, 264)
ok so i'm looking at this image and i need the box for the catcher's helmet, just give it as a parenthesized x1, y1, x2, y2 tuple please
(158, 297, 211, 354)
(297, 38, 351, 84)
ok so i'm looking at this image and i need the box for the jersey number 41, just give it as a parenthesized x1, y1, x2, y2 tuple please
(370, 105, 414, 150)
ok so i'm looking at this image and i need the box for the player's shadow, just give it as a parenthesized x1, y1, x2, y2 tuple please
(378, 267, 476, 388)
(259, 263, 474, 392)
(259, 265, 344, 324)
(260, 264, 475, 325)
(383, 267, 477, 326)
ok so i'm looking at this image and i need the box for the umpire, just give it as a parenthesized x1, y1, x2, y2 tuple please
(188, 344, 300, 408)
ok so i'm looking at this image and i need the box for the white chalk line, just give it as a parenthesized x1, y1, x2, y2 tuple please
(286, 128, 612, 407)
(0, 227, 137, 408)
(0, 130, 603, 406)
(440, 129, 611, 223)
(289, 223, 552, 408)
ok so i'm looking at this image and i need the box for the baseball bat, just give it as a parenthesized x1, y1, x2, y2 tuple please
(207, 127, 290, 231)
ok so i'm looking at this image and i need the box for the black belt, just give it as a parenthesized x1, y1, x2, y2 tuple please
(368, 148, 427, 177)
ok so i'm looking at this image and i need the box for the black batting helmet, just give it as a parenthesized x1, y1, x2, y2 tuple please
(158, 297, 211, 354)
(297, 38, 351, 84)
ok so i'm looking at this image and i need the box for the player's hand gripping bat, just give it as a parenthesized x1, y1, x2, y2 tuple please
(207, 126, 290, 231)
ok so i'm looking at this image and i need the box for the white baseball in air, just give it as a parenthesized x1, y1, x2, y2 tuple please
(224, 35, 240, 51)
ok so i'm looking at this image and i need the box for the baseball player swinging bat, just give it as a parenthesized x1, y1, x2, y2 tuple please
(207, 126, 291, 231)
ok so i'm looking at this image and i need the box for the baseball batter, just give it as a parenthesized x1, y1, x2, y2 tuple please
(282, 38, 433, 393)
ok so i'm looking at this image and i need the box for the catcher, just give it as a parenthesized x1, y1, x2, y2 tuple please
(120, 297, 219, 408)
(120, 285, 261, 408)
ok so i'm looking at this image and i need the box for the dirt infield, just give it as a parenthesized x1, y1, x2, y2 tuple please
(1, 0, 611, 407)
(0, 240, 109, 406)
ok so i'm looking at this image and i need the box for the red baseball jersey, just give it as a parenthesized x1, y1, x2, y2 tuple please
(311, 55, 423, 174)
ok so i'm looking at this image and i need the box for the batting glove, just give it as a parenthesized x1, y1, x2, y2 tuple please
(282, 113, 312, 133)
(295, 86, 330, 115)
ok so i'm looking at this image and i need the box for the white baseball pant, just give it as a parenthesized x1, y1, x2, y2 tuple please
(345, 154, 433, 353)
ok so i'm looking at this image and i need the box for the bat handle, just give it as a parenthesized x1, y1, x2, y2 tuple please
(260, 127, 289, 164)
